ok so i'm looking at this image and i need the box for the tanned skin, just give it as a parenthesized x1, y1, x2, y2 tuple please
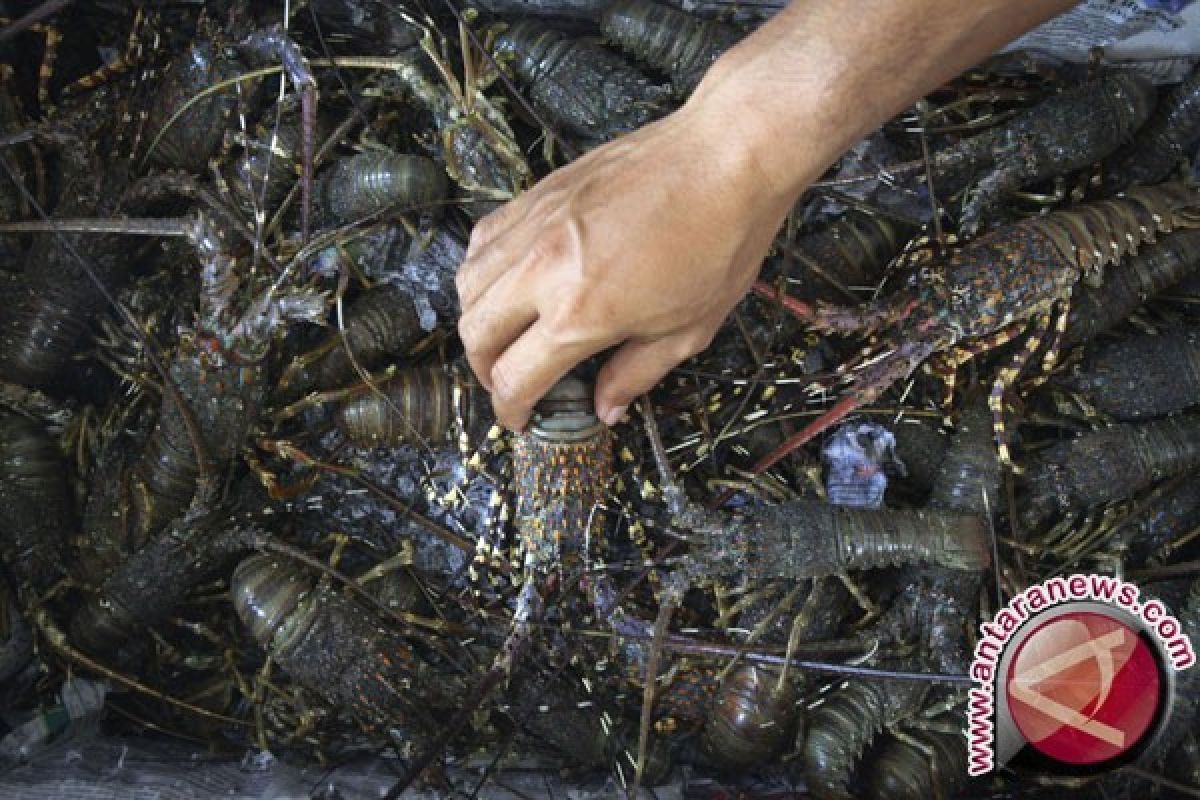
(456, 0, 1080, 430)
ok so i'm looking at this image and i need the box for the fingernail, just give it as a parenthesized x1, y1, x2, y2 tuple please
(602, 404, 627, 427)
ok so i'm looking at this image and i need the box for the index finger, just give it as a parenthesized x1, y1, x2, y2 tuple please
(457, 202, 530, 309)
(488, 318, 608, 430)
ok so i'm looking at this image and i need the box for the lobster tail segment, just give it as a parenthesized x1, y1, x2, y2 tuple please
(1037, 182, 1200, 275)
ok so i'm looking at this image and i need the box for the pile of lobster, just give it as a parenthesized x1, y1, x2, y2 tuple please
(0, 1, 1197, 798)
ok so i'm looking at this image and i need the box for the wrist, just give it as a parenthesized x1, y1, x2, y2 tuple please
(682, 38, 855, 207)
(672, 78, 809, 217)
(681, 0, 1080, 208)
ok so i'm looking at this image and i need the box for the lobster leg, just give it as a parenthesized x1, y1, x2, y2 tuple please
(927, 352, 959, 417)
(270, 366, 398, 424)
(960, 160, 1024, 237)
(989, 312, 1052, 470)
(1025, 292, 1073, 390)
(248, 438, 358, 499)
(930, 321, 1028, 422)
(65, 12, 146, 95)
(33, 23, 60, 114)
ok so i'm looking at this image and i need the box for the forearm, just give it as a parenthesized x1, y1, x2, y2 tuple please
(455, 0, 1081, 430)
(687, 0, 1080, 200)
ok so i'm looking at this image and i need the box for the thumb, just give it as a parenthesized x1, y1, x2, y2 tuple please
(595, 335, 699, 425)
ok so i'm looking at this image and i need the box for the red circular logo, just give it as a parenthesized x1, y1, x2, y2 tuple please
(1005, 611, 1161, 765)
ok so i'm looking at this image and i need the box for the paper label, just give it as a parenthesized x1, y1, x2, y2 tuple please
(1005, 0, 1200, 61)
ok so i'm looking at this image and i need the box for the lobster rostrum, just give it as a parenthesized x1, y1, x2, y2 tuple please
(740, 182, 1200, 504)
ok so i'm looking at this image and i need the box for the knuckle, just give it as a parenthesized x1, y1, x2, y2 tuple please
(601, 382, 636, 408)
(526, 231, 567, 270)
(489, 358, 522, 405)
(672, 332, 712, 362)
(669, 337, 699, 363)
(468, 221, 494, 250)
(489, 362, 532, 430)
(457, 309, 483, 351)
(544, 319, 595, 356)
(454, 266, 474, 302)
(546, 288, 590, 331)
(463, 348, 493, 391)
(474, 206, 509, 240)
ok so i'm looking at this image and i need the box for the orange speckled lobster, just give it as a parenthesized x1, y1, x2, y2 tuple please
(730, 183, 1200, 506)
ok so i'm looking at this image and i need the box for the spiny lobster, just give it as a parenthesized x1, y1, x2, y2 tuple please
(737, 182, 1200, 506)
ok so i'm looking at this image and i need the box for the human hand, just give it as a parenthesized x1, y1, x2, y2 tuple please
(456, 96, 799, 431)
(455, 0, 1083, 432)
